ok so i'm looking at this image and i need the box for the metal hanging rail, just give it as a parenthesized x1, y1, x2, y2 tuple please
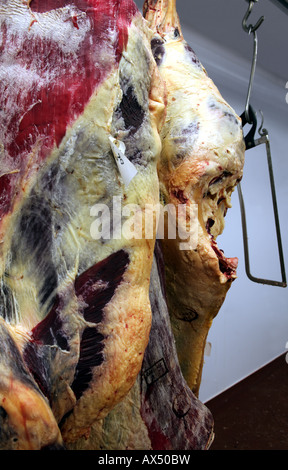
(238, 0, 287, 287)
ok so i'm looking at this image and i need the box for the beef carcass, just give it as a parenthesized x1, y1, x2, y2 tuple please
(65, 241, 214, 450)
(139, 243, 214, 450)
(0, 317, 63, 449)
(143, 0, 245, 395)
(0, 0, 165, 448)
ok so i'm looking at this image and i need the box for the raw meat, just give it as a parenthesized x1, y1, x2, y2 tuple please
(0, 0, 244, 450)
(0, 317, 63, 449)
(144, 0, 245, 395)
(140, 242, 214, 450)
(0, 0, 165, 447)
(65, 242, 214, 450)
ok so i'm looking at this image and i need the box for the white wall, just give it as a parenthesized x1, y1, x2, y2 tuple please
(180, 26, 288, 403)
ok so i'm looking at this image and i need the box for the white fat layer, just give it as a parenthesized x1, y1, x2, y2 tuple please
(155, 35, 243, 158)
(0, 1, 91, 54)
(0, 1, 90, 152)
(158, 37, 245, 240)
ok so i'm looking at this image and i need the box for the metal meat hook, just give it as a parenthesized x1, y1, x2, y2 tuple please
(242, 0, 265, 35)
(238, 2, 286, 287)
(238, 110, 287, 288)
(242, 1, 265, 122)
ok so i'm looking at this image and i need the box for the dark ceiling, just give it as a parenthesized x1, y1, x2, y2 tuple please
(134, 0, 288, 82)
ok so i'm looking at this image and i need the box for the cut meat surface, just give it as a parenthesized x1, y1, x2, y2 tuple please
(0, 0, 166, 447)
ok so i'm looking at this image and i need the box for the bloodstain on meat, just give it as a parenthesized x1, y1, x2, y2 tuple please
(211, 240, 238, 279)
(24, 250, 129, 402)
(71, 327, 105, 400)
(75, 249, 129, 324)
(72, 249, 130, 398)
(28, 296, 69, 351)
(171, 189, 188, 203)
(29, 0, 76, 11)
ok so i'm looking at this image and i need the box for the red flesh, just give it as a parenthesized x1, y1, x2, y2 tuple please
(0, 0, 138, 218)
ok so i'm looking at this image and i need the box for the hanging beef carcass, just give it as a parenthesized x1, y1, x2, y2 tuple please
(64, 0, 246, 449)
(66, 0, 245, 450)
(0, 0, 165, 448)
(0, 0, 244, 450)
(143, 0, 245, 395)
(66, 241, 215, 450)
(67, 0, 244, 449)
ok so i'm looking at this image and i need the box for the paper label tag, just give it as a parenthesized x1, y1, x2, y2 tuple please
(109, 136, 138, 187)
